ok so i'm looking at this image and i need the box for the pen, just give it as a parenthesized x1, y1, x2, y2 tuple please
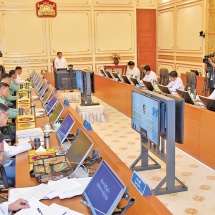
(37, 208, 43, 215)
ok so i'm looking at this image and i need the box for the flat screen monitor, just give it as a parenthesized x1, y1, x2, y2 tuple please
(57, 68, 67, 71)
(56, 114, 75, 145)
(35, 81, 43, 93)
(199, 95, 215, 111)
(190, 69, 199, 76)
(104, 71, 113, 79)
(132, 91, 160, 145)
(112, 72, 120, 80)
(158, 84, 171, 94)
(143, 80, 154, 91)
(34, 77, 42, 88)
(41, 89, 52, 105)
(49, 102, 64, 124)
(90, 71, 95, 93)
(83, 161, 126, 215)
(176, 89, 195, 105)
(45, 96, 58, 115)
(66, 130, 94, 172)
(100, 70, 106, 76)
(130, 77, 139, 85)
(121, 75, 131, 84)
(37, 84, 48, 98)
(76, 70, 84, 93)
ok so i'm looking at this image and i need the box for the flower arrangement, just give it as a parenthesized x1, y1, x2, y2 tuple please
(112, 53, 121, 60)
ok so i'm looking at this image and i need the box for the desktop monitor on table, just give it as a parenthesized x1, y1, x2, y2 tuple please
(56, 114, 75, 145)
(104, 71, 113, 79)
(176, 89, 195, 105)
(121, 75, 131, 84)
(45, 96, 58, 115)
(49, 102, 64, 125)
(130, 77, 139, 85)
(112, 72, 121, 81)
(199, 95, 215, 111)
(83, 160, 126, 215)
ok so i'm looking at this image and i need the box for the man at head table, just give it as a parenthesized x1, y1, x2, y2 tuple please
(167, 71, 184, 92)
(127, 61, 140, 81)
(15, 66, 25, 86)
(142, 65, 157, 82)
(54, 52, 67, 71)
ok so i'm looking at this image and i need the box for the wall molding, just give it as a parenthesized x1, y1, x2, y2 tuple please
(176, 56, 202, 63)
(3, 59, 48, 65)
(158, 55, 174, 60)
(50, 57, 93, 63)
(95, 55, 134, 61)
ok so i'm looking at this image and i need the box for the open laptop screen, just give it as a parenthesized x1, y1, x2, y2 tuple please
(83, 161, 126, 215)
(41, 90, 52, 104)
(38, 84, 48, 98)
(45, 96, 58, 115)
(49, 102, 64, 124)
(56, 114, 75, 145)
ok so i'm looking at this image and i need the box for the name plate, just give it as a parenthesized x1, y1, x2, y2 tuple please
(131, 171, 152, 196)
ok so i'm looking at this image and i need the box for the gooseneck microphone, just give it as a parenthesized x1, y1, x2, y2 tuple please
(80, 200, 106, 215)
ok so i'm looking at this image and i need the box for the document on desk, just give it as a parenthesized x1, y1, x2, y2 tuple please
(16, 127, 43, 138)
(16, 198, 84, 215)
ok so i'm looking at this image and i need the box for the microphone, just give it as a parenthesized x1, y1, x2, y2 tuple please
(80, 200, 106, 215)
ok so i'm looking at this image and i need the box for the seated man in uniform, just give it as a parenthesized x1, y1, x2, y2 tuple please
(167, 71, 184, 92)
(142, 65, 157, 83)
(1, 73, 19, 106)
(0, 82, 28, 119)
(0, 104, 34, 179)
(15, 66, 25, 86)
(127, 61, 140, 81)
(8, 70, 19, 96)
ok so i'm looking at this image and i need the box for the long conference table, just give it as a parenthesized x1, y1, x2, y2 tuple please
(15, 75, 171, 215)
(93, 74, 215, 170)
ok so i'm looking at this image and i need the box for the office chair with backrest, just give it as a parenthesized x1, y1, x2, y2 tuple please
(159, 68, 169, 86)
(139, 65, 145, 80)
(184, 72, 197, 94)
(0, 125, 15, 145)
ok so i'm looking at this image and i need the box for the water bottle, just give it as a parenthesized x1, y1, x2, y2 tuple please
(193, 89, 197, 99)
(31, 104, 36, 116)
(28, 90, 31, 98)
(44, 133, 51, 149)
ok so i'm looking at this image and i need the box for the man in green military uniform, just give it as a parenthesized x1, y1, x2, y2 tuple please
(9, 70, 19, 96)
(1, 73, 19, 106)
(0, 82, 28, 119)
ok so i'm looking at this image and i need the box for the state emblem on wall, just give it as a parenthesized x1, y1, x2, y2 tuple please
(36, 0, 57, 18)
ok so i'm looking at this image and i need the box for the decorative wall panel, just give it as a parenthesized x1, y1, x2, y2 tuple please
(95, 11, 134, 53)
(136, 0, 156, 7)
(1, 12, 46, 57)
(158, 8, 174, 52)
(94, 0, 133, 7)
(176, 3, 203, 53)
(49, 11, 92, 56)
(176, 63, 204, 76)
(157, 62, 174, 74)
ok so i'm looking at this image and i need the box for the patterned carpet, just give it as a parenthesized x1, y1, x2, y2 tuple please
(68, 95, 215, 215)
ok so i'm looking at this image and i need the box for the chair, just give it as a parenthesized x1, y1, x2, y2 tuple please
(159, 68, 169, 86)
(0, 125, 15, 145)
(139, 65, 145, 80)
(184, 72, 197, 94)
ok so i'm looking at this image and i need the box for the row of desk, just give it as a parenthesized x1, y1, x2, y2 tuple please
(94, 74, 215, 170)
(15, 75, 171, 214)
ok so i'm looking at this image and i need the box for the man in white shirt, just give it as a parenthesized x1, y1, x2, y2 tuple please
(127, 61, 140, 81)
(167, 71, 184, 92)
(0, 198, 29, 214)
(14, 66, 25, 85)
(0, 103, 34, 179)
(142, 65, 157, 82)
(54, 52, 67, 71)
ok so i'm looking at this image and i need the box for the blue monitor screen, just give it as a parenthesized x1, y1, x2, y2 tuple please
(38, 84, 47, 98)
(83, 161, 126, 215)
(76, 70, 83, 93)
(132, 91, 160, 145)
(45, 96, 58, 115)
(56, 114, 75, 145)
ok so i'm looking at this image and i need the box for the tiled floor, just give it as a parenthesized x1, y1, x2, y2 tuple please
(69, 95, 215, 215)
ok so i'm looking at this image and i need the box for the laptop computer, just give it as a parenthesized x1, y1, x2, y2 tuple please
(158, 84, 171, 94)
(130, 77, 139, 85)
(82, 161, 126, 215)
(49, 102, 64, 125)
(35, 80, 43, 93)
(41, 90, 52, 104)
(45, 96, 58, 115)
(176, 89, 195, 105)
(121, 75, 131, 84)
(104, 71, 113, 79)
(199, 95, 215, 111)
(143, 80, 154, 91)
(112, 72, 121, 81)
(56, 114, 75, 145)
(100, 70, 106, 76)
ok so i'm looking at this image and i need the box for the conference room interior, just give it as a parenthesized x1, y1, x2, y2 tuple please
(0, 0, 215, 215)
